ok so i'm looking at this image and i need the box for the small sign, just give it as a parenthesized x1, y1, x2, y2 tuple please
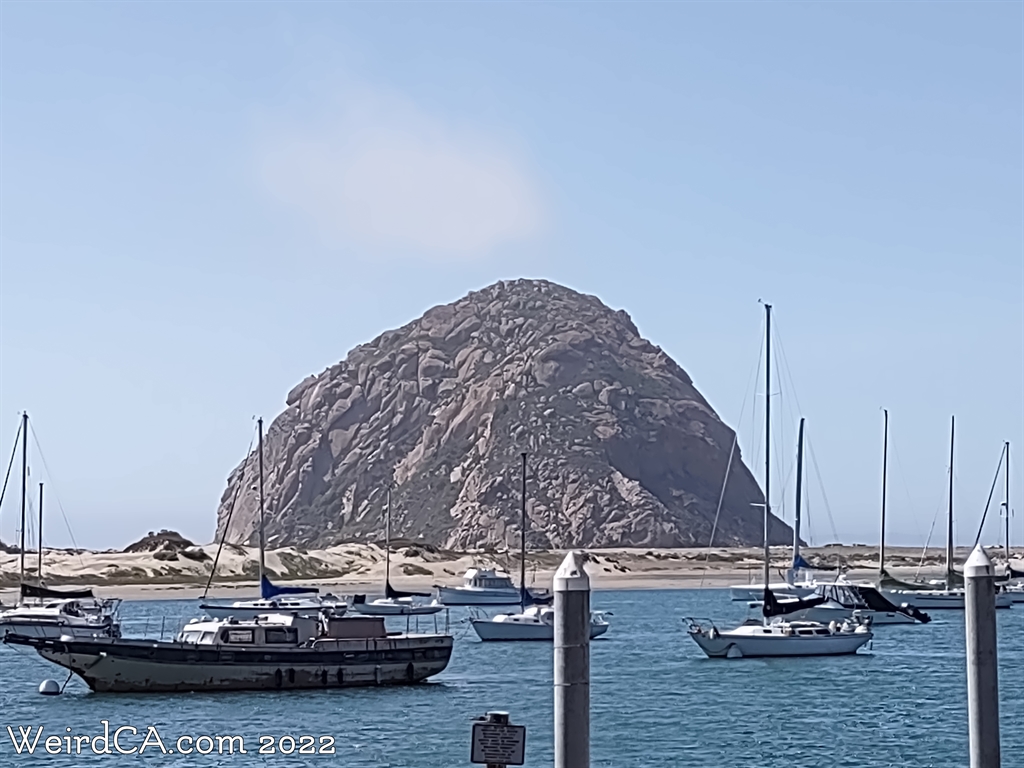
(471, 722, 526, 765)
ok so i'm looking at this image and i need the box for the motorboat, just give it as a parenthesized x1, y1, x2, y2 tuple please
(4, 612, 453, 693)
(0, 598, 121, 639)
(436, 567, 532, 606)
(350, 594, 444, 616)
(685, 616, 873, 659)
(471, 605, 610, 642)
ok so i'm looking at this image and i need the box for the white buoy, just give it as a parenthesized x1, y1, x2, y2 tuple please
(38, 679, 61, 696)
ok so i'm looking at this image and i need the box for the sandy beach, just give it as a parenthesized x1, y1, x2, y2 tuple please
(2, 543, 1020, 603)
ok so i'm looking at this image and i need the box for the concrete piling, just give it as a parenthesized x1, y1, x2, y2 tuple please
(964, 545, 1000, 768)
(554, 551, 590, 768)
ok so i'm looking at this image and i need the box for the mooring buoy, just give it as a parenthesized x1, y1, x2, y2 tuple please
(38, 679, 61, 696)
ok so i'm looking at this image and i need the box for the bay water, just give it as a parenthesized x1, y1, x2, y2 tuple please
(1, 589, 1021, 766)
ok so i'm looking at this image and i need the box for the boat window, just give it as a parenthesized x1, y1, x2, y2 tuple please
(223, 629, 255, 644)
(180, 631, 202, 643)
(265, 627, 298, 644)
(199, 631, 216, 643)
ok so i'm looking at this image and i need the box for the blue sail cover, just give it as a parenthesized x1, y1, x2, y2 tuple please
(792, 554, 813, 571)
(260, 575, 318, 599)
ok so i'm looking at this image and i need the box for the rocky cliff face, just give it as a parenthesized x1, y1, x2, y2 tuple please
(215, 279, 792, 550)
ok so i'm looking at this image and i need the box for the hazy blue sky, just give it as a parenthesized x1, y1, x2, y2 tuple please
(1, 3, 1020, 551)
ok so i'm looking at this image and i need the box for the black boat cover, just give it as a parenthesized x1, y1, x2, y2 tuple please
(761, 587, 827, 618)
(20, 583, 94, 600)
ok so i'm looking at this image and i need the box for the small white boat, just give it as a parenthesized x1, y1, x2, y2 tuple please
(0, 599, 121, 639)
(350, 595, 444, 616)
(5, 612, 452, 692)
(471, 605, 610, 642)
(199, 593, 348, 619)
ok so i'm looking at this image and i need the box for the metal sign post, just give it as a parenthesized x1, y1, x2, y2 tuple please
(470, 711, 526, 768)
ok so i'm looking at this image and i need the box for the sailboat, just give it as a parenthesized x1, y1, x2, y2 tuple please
(199, 418, 347, 619)
(470, 453, 610, 642)
(686, 303, 873, 659)
(881, 418, 1012, 610)
(350, 487, 443, 616)
(746, 417, 929, 626)
(0, 413, 121, 639)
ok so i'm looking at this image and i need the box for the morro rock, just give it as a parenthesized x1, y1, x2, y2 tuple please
(215, 279, 791, 550)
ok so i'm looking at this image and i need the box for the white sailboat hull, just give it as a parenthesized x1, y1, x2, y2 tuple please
(199, 600, 347, 619)
(471, 618, 609, 642)
(687, 625, 872, 658)
(882, 590, 1014, 610)
(436, 586, 524, 606)
(350, 600, 443, 616)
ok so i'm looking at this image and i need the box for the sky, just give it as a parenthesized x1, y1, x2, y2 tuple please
(0, 2, 1021, 552)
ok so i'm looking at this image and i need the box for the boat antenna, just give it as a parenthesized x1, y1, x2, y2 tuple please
(38, 482, 43, 583)
(793, 417, 805, 572)
(19, 411, 28, 587)
(880, 408, 888, 580)
(946, 416, 955, 587)
(762, 304, 772, 597)
(257, 416, 266, 588)
(520, 451, 528, 610)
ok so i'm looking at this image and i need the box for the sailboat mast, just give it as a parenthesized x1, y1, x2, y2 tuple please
(385, 486, 391, 592)
(763, 304, 772, 591)
(38, 482, 43, 581)
(1005, 441, 1011, 561)
(946, 416, 955, 586)
(793, 417, 804, 567)
(880, 409, 888, 580)
(19, 412, 27, 585)
(257, 417, 266, 586)
(520, 451, 527, 609)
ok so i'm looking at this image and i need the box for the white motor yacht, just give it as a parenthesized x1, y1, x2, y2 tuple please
(436, 567, 548, 606)
(471, 605, 609, 642)
(880, 588, 1014, 610)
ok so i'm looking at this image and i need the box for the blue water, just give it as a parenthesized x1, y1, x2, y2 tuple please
(1, 589, 1021, 766)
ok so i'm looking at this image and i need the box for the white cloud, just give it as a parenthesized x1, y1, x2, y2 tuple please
(259, 89, 544, 260)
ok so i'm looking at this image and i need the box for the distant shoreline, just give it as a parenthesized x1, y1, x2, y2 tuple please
(2, 544, 1020, 603)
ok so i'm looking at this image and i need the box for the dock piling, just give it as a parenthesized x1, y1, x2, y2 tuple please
(554, 551, 590, 768)
(965, 545, 1001, 768)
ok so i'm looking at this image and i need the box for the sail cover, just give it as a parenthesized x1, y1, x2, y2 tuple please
(21, 583, 94, 600)
(384, 580, 429, 599)
(792, 554, 813, 571)
(761, 587, 827, 618)
(260, 575, 318, 599)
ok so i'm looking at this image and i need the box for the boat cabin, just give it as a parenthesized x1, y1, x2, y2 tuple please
(462, 568, 514, 590)
(177, 614, 389, 647)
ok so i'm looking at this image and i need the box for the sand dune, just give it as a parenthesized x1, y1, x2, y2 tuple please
(1, 544, 1020, 603)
